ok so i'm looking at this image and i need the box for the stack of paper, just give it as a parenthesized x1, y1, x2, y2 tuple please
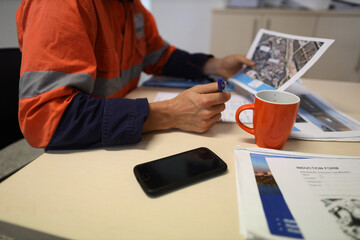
(235, 146, 360, 240)
(152, 80, 360, 141)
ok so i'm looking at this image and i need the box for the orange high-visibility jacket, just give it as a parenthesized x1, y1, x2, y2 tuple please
(17, 0, 212, 150)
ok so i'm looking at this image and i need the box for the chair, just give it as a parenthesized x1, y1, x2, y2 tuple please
(0, 48, 44, 182)
(0, 48, 24, 149)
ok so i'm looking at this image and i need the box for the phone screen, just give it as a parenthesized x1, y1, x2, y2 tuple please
(134, 147, 227, 196)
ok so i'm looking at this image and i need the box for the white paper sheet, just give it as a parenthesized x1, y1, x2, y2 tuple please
(230, 29, 334, 95)
(153, 92, 253, 123)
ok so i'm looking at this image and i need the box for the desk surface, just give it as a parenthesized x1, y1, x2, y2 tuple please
(0, 79, 359, 240)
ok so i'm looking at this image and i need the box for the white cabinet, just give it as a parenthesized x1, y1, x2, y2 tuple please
(263, 13, 317, 36)
(210, 9, 360, 82)
(210, 10, 262, 57)
(307, 14, 360, 82)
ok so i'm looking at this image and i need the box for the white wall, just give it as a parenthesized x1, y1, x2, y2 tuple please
(0, 0, 225, 52)
(0, 0, 22, 48)
(151, 0, 226, 54)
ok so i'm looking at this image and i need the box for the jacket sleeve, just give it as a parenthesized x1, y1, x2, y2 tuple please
(162, 49, 214, 80)
(46, 93, 149, 150)
(17, 0, 149, 149)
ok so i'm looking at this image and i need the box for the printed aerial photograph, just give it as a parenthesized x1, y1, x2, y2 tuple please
(242, 33, 324, 88)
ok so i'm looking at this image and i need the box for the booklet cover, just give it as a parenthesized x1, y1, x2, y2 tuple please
(235, 147, 360, 240)
(230, 29, 334, 94)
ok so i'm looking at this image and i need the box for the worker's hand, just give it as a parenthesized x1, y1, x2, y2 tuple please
(143, 82, 231, 133)
(169, 82, 231, 132)
(203, 54, 255, 78)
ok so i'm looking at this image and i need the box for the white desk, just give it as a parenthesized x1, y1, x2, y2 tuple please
(0, 79, 359, 239)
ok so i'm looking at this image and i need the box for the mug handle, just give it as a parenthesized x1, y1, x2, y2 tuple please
(235, 104, 255, 135)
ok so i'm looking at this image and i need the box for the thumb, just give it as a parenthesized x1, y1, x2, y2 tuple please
(237, 54, 255, 67)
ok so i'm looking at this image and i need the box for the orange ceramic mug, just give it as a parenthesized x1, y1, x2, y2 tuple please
(235, 90, 300, 149)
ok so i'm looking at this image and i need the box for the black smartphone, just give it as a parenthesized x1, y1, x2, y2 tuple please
(133, 147, 227, 196)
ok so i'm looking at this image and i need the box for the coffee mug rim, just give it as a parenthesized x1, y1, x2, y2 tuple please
(255, 90, 300, 105)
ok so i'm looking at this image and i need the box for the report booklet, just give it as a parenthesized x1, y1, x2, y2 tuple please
(235, 147, 360, 240)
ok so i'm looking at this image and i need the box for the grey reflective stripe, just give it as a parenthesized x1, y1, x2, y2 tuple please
(19, 43, 170, 98)
(134, 13, 144, 39)
(19, 71, 94, 99)
(143, 41, 169, 67)
(92, 63, 143, 97)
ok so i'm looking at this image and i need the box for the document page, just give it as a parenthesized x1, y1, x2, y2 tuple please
(235, 147, 360, 240)
(230, 29, 334, 94)
(153, 92, 253, 123)
(267, 156, 360, 240)
(287, 81, 360, 141)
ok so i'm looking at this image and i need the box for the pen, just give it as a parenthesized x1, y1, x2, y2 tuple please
(218, 78, 226, 92)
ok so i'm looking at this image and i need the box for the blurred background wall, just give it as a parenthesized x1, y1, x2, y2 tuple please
(0, 0, 21, 48)
(0, 0, 225, 52)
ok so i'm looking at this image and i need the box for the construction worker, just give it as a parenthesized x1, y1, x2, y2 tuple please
(16, 0, 254, 150)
